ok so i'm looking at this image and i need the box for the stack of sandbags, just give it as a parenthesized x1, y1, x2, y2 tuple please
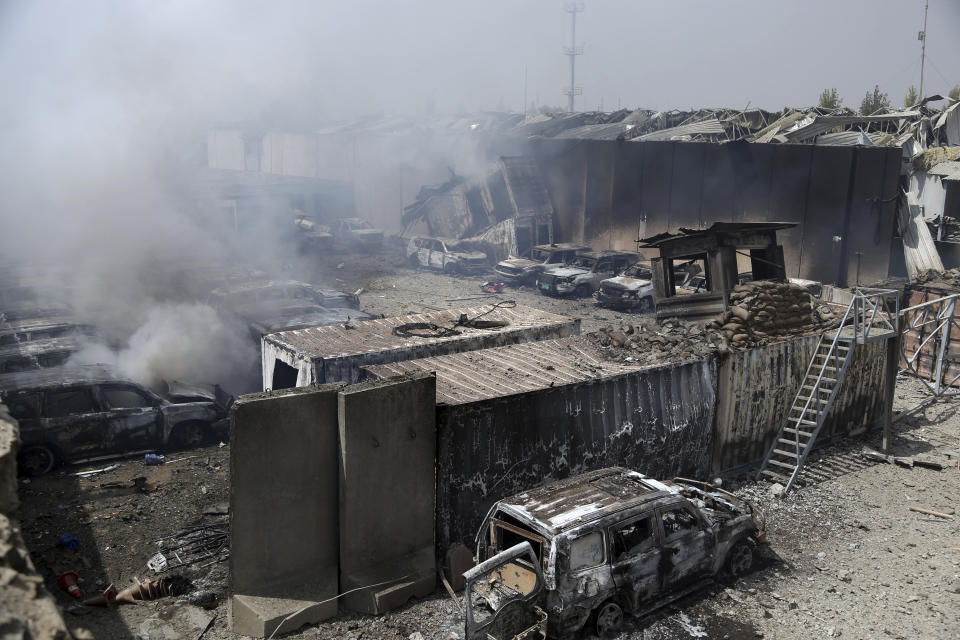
(706, 280, 815, 347)
(593, 319, 725, 365)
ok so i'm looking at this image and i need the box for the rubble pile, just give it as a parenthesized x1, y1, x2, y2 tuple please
(593, 318, 726, 365)
(912, 267, 960, 290)
(706, 281, 833, 346)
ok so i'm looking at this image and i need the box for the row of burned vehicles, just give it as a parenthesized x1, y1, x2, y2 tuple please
(0, 265, 371, 475)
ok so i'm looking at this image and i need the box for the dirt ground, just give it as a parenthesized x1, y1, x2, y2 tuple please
(16, 246, 960, 640)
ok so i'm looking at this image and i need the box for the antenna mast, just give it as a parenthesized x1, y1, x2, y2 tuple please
(919, 0, 929, 99)
(562, 3, 584, 113)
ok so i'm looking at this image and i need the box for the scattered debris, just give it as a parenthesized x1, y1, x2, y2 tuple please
(83, 576, 192, 606)
(862, 448, 949, 470)
(145, 453, 166, 466)
(57, 571, 83, 599)
(72, 465, 119, 477)
(908, 506, 954, 520)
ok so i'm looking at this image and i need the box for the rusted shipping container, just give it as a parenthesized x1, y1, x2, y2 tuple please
(364, 336, 718, 552)
(260, 304, 579, 389)
(713, 335, 888, 474)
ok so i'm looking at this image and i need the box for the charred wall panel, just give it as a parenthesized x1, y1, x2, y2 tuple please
(610, 141, 645, 248)
(698, 144, 736, 226)
(713, 335, 888, 474)
(844, 147, 901, 286)
(534, 138, 586, 243)
(733, 143, 775, 224)
(435, 358, 717, 551)
(639, 141, 675, 236)
(766, 145, 813, 278)
(583, 140, 617, 247)
(669, 143, 707, 231)
(795, 146, 855, 284)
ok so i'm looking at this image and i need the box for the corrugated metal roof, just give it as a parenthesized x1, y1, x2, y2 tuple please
(363, 335, 654, 405)
(263, 304, 575, 359)
(636, 117, 725, 141)
(553, 123, 638, 140)
(928, 161, 960, 177)
(814, 131, 884, 146)
(784, 110, 920, 142)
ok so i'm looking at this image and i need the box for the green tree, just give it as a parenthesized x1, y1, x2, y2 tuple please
(860, 85, 890, 115)
(818, 88, 842, 110)
(904, 85, 918, 109)
(949, 85, 960, 103)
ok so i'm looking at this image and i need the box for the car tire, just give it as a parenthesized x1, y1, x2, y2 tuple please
(574, 284, 592, 298)
(593, 601, 623, 636)
(408, 254, 420, 269)
(18, 444, 56, 476)
(170, 421, 208, 449)
(725, 539, 755, 577)
(443, 262, 459, 275)
(640, 296, 654, 314)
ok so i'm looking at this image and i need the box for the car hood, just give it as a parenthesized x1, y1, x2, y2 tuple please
(543, 266, 589, 278)
(498, 257, 539, 269)
(603, 276, 652, 289)
(453, 251, 487, 260)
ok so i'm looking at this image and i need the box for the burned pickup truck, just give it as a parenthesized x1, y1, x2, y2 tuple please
(466, 468, 765, 639)
(0, 364, 232, 475)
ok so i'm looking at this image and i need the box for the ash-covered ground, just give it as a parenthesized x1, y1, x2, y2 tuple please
(16, 247, 960, 640)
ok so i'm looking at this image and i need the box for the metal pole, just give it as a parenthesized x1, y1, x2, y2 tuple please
(919, 0, 929, 99)
(883, 316, 903, 453)
(934, 299, 954, 396)
(569, 9, 576, 113)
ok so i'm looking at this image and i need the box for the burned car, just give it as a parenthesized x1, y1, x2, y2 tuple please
(208, 279, 360, 311)
(293, 215, 334, 253)
(536, 251, 642, 298)
(406, 236, 489, 275)
(0, 364, 233, 475)
(0, 336, 81, 374)
(494, 244, 591, 286)
(332, 217, 384, 249)
(596, 263, 655, 312)
(468, 467, 765, 639)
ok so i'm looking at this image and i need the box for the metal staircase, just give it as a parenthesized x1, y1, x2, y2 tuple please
(757, 288, 899, 495)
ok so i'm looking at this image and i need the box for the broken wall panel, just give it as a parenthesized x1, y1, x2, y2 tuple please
(712, 336, 888, 474)
(229, 384, 342, 638)
(338, 373, 437, 614)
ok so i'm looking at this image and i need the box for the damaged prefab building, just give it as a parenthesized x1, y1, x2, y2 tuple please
(261, 304, 579, 389)
(363, 333, 890, 554)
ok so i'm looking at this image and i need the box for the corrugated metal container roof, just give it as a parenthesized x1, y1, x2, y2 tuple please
(364, 335, 664, 405)
(264, 304, 575, 360)
(636, 117, 725, 141)
(928, 161, 960, 177)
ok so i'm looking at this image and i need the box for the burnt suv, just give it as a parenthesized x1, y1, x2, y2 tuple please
(1, 365, 233, 475)
(493, 244, 591, 286)
(466, 467, 765, 639)
(537, 251, 643, 298)
(406, 236, 489, 275)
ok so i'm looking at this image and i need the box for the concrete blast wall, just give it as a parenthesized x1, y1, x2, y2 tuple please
(338, 373, 437, 613)
(229, 374, 436, 636)
(230, 384, 342, 638)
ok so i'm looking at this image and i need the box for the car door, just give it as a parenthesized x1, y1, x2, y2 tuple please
(609, 514, 662, 608)
(464, 542, 547, 640)
(42, 386, 112, 459)
(429, 240, 445, 269)
(97, 384, 164, 451)
(657, 503, 717, 590)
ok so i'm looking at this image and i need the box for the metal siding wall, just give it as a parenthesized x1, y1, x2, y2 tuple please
(583, 140, 617, 246)
(713, 334, 888, 474)
(610, 142, 645, 244)
(768, 145, 814, 278)
(734, 143, 775, 223)
(669, 143, 706, 230)
(845, 147, 899, 286)
(797, 146, 855, 284)
(639, 141, 675, 236)
(698, 144, 736, 225)
(435, 358, 718, 551)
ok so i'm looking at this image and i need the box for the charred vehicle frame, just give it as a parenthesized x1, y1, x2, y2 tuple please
(466, 468, 765, 639)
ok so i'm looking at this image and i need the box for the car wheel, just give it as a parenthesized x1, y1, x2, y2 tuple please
(594, 601, 623, 636)
(726, 539, 755, 577)
(171, 421, 207, 449)
(443, 262, 459, 275)
(640, 296, 654, 314)
(574, 284, 592, 298)
(19, 444, 56, 476)
(408, 254, 420, 268)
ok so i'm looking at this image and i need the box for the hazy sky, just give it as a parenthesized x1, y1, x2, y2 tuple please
(2, 0, 957, 127)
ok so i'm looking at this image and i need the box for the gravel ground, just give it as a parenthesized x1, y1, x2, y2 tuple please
(17, 245, 960, 640)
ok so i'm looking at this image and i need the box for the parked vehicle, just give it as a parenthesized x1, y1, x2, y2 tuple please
(293, 215, 334, 253)
(0, 317, 96, 347)
(494, 243, 591, 285)
(596, 263, 655, 312)
(332, 217, 384, 249)
(467, 467, 765, 639)
(678, 274, 707, 294)
(208, 279, 359, 311)
(536, 251, 642, 297)
(406, 237, 489, 275)
(0, 364, 233, 475)
(788, 277, 823, 298)
(0, 336, 81, 374)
